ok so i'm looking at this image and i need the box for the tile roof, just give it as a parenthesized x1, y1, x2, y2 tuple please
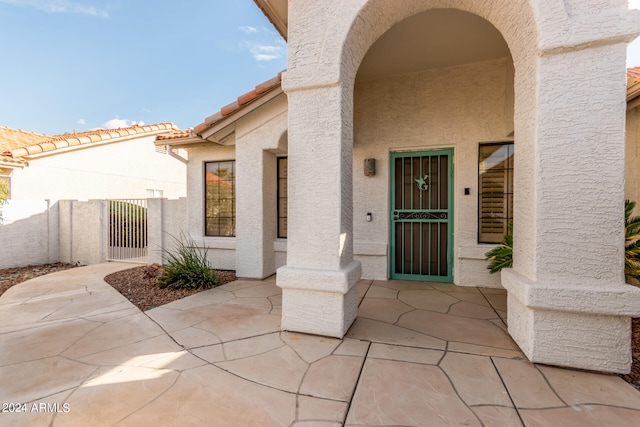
(156, 129, 195, 141)
(0, 154, 28, 166)
(1, 123, 178, 162)
(0, 127, 53, 153)
(628, 67, 640, 82)
(193, 72, 283, 135)
(628, 68, 640, 103)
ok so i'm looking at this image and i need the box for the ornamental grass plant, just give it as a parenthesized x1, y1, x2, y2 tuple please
(158, 233, 219, 290)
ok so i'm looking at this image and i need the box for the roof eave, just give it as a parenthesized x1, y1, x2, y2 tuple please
(15, 124, 177, 160)
(201, 86, 284, 142)
(628, 79, 640, 103)
(253, 0, 287, 41)
(154, 135, 208, 149)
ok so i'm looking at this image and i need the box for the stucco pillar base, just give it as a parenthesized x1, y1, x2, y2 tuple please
(277, 261, 362, 338)
(502, 268, 640, 374)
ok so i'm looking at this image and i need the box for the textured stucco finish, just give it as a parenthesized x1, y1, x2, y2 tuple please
(0, 200, 58, 269)
(279, 262, 361, 337)
(236, 94, 288, 278)
(58, 200, 108, 266)
(147, 198, 188, 265)
(506, 287, 633, 373)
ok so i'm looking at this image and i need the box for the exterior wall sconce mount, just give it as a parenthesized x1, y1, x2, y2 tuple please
(364, 158, 376, 176)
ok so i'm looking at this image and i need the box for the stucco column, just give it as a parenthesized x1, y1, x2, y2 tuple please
(503, 40, 640, 373)
(276, 81, 362, 338)
(235, 101, 287, 279)
(236, 147, 277, 279)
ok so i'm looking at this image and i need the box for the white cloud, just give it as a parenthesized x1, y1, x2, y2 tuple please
(98, 118, 145, 130)
(238, 25, 257, 34)
(248, 43, 284, 62)
(0, 0, 109, 17)
(76, 118, 86, 125)
(254, 54, 278, 61)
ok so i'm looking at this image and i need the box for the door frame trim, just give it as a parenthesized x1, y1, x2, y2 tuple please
(389, 148, 454, 282)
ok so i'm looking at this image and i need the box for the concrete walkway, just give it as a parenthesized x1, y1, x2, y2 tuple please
(1, 263, 640, 426)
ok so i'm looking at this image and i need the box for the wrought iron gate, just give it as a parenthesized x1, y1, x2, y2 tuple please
(107, 199, 148, 261)
(390, 149, 453, 282)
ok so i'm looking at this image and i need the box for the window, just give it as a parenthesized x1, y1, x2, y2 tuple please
(0, 171, 10, 200)
(205, 161, 236, 236)
(145, 189, 163, 198)
(478, 143, 513, 243)
(277, 157, 288, 238)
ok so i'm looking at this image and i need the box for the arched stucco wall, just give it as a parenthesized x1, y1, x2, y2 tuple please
(280, 0, 640, 372)
(283, 0, 640, 283)
(284, 0, 541, 281)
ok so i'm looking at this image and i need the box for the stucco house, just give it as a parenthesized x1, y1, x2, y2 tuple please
(159, 0, 640, 374)
(0, 122, 187, 203)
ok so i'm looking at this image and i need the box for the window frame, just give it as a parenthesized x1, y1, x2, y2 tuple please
(477, 142, 514, 244)
(204, 160, 236, 237)
(277, 157, 288, 238)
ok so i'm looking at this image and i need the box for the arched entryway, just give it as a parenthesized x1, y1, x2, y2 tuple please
(278, 0, 640, 373)
(352, 8, 514, 286)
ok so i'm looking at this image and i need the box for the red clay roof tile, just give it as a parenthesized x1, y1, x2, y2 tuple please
(0, 127, 53, 154)
(221, 101, 240, 116)
(156, 129, 194, 141)
(194, 71, 283, 136)
(0, 154, 27, 166)
(1, 123, 178, 163)
(629, 67, 640, 81)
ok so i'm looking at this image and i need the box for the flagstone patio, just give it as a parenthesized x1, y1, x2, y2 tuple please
(1, 263, 639, 426)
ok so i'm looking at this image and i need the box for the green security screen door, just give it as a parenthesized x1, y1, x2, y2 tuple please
(390, 149, 454, 282)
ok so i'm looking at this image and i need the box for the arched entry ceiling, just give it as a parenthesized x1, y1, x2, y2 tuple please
(356, 8, 511, 82)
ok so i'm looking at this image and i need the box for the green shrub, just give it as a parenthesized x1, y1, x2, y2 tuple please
(485, 201, 640, 284)
(158, 233, 218, 289)
(0, 179, 9, 224)
(625, 199, 640, 284)
(485, 223, 513, 274)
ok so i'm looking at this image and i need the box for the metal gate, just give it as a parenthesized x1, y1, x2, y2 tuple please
(108, 199, 148, 261)
(390, 149, 453, 282)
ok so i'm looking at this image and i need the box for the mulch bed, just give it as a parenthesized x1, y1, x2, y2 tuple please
(103, 264, 236, 311)
(621, 317, 640, 390)
(0, 263, 638, 390)
(0, 262, 80, 296)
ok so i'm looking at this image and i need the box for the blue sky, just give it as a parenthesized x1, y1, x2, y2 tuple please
(0, 0, 287, 135)
(1, 1, 640, 136)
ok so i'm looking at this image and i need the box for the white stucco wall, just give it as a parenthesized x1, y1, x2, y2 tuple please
(147, 197, 188, 265)
(0, 199, 58, 269)
(58, 199, 108, 266)
(235, 93, 288, 278)
(8, 135, 187, 201)
(354, 58, 514, 286)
